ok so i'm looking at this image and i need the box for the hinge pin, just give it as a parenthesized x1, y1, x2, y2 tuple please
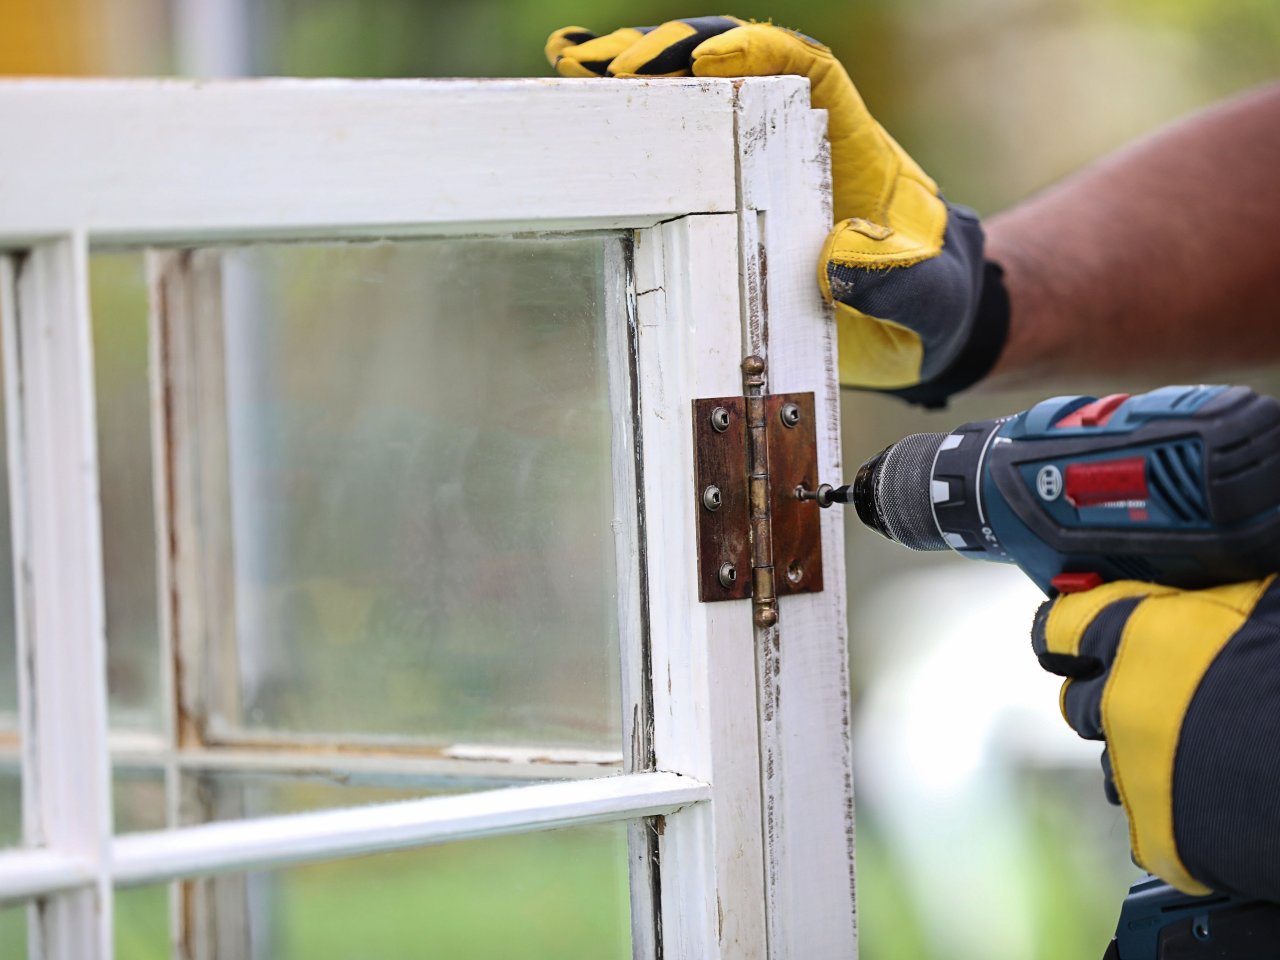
(742, 355, 779, 628)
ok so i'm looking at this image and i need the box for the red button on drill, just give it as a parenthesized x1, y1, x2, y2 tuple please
(1051, 572, 1104, 594)
(1055, 394, 1131, 428)
(1064, 456, 1148, 507)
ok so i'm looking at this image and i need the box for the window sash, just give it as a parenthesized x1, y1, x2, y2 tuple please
(0, 77, 856, 960)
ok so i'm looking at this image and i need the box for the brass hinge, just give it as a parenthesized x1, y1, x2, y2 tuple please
(692, 355, 824, 626)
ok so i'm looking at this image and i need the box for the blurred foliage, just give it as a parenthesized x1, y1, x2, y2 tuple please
(0, 902, 24, 958)
(254, 0, 1278, 214)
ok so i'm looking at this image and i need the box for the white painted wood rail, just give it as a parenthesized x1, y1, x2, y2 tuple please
(0, 79, 737, 245)
(110, 772, 710, 887)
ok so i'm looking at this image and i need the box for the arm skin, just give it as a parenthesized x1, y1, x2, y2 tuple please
(983, 82, 1280, 389)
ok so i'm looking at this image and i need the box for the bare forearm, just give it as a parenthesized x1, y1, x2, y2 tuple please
(984, 82, 1280, 388)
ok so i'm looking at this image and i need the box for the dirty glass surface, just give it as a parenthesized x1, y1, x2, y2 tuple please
(90, 252, 163, 734)
(113, 765, 167, 834)
(212, 237, 627, 749)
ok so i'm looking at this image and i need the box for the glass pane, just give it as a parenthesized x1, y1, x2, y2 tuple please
(116, 884, 167, 960)
(0, 760, 18, 847)
(115, 763, 546, 835)
(90, 252, 162, 733)
(182, 772, 460, 825)
(213, 237, 627, 748)
(0, 259, 16, 730)
(114, 765, 167, 833)
(128, 820, 631, 960)
(0, 259, 18, 852)
(0, 902, 26, 958)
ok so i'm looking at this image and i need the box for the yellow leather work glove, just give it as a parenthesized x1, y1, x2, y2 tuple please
(545, 16, 1010, 407)
(1032, 576, 1280, 901)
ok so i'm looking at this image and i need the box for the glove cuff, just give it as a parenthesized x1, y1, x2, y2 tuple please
(880, 259, 1010, 410)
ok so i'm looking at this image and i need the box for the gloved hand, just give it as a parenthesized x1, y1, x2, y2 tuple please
(544, 16, 1010, 406)
(1032, 576, 1280, 901)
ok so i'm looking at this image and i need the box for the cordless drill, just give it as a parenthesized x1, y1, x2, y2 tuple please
(829, 384, 1280, 959)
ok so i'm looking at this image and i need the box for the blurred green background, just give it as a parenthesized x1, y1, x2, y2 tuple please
(1, 1, 1277, 958)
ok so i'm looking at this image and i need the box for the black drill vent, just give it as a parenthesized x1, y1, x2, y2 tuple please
(1147, 442, 1209, 524)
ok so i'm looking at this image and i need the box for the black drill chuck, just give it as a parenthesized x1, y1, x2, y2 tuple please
(851, 433, 950, 551)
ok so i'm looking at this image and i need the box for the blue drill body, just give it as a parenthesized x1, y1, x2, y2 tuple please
(902, 384, 1280, 597)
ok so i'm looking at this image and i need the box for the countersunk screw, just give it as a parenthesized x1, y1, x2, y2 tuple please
(780, 402, 801, 428)
(787, 561, 804, 584)
(718, 562, 738, 589)
(702, 485, 723, 512)
(710, 406, 731, 433)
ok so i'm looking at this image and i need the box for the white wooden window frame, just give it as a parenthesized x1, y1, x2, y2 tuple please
(0, 77, 855, 959)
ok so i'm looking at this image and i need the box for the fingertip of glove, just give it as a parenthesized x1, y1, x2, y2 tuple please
(548, 25, 596, 44)
(691, 51, 747, 78)
(1030, 599, 1055, 658)
(1032, 598, 1108, 679)
(554, 57, 607, 78)
(544, 25, 596, 65)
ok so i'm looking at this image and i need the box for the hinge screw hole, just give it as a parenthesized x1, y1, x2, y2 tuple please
(710, 406, 731, 432)
(702, 485, 723, 512)
(787, 561, 804, 584)
(718, 562, 738, 588)
(780, 403, 801, 428)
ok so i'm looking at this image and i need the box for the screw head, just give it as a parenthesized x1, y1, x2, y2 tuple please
(787, 561, 804, 584)
(780, 402, 801, 428)
(702, 485, 723, 512)
(718, 562, 737, 589)
(710, 406, 731, 433)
